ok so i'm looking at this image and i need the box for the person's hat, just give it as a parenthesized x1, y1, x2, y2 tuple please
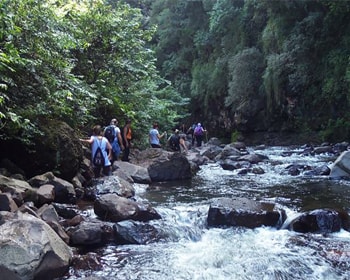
(197, 123, 201, 126)
(175, 129, 179, 133)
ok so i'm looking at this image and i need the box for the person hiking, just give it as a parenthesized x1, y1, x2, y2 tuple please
(168, 129, 188, 153)
(121, 119, 132, 162)
(168, 129, 181, 151)
(80, 125, 112, 177)
(149, 122, 166, 148)
(193, 123, 206, 147)
(104, 118, 124, 164)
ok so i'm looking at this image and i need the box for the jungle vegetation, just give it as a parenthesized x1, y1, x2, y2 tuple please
(1, 0, 350, 150)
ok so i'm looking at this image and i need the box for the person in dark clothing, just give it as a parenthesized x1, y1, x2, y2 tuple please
(168, 129, 188, 153)
(121, 119, 132, 162)
(168, 129, 180, 151)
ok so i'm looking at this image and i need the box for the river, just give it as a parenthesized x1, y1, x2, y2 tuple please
(63, 146, 350, 280)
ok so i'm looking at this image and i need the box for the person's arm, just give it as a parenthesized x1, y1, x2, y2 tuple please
(158, 131, 166, 139)
(79, 136, 94, 144)
(117, 132, 124, 150)
(105, 138, 113, 159)
(123, 127, 129, 147)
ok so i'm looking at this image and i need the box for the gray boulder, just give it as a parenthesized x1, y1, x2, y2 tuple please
(0, 175, 38, 206)
(285, 209, 346, 233)
(94, 194, 161, 222)
(329, 151, 350, 179)
(28, 172, 76, 204)
(0, 212, 72, 280)
(95, 175, 135, 198)
(113, 161, 151, 184)
(135, 149, 192, 182)
(207, 197, 285, 229)
(67, 220, 114, 246)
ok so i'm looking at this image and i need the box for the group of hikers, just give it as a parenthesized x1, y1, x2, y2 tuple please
(79, 118, 132, 178)
(149, 122, 207, 152)
(80, 119, 207, 178)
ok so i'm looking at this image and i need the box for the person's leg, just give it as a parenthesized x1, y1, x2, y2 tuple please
(122, 140, 128, 161)
(93, 167, 101, 178)
(102, 165, 111, 176)
(196, 135, 203, 147)
(123, 144, 130, 161)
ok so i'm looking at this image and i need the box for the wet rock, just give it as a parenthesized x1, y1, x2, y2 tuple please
(207, 197, 285, 229)
(238, 153, 267, 164)
(95, 175, 135, 198)
(313, 146, 333, 154)
(252, 167, 265, 174)
(215, 145, 241, 161)
(219, 159, 242, 171)
(333, 142, 349, 155)
(52, 203, 80, 219)
(304, 164, 331, 176)
(206, 137, 221, 146)
(114, 220, 163, 245)
(286, 209, 343, 233)
(70, 252, 103, 272)
(200, 145, 223, 160)
(67, 220, 114, 246)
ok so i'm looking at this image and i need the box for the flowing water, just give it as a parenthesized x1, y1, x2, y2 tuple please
(64, 146, 350, 280)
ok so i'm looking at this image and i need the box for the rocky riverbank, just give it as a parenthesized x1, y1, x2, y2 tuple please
(1, 137, 350, 279)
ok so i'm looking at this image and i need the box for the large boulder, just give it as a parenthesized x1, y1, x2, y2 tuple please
(94, 175, 135, 198)
(28, 172, 76, 204)
(67, 220, 115, 246)
(285, 209, 346, 233)
(0, 212, 72, 280)
(113, 161, 151, 184)
(94, 194, 161, 222)
(135, 148, 192, 182)
(207, 197, 286, 229)
(114, 220, 163, 245)
(0, 175, 38, 206)
(329, 151, 350, 179)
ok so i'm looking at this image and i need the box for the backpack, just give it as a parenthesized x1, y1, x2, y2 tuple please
(93, 140, 105, 167)
(170, 134, 180, 147)
(104, 125, 116, 143)
(194, 126, 203, 136)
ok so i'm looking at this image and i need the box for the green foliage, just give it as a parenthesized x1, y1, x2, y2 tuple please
(0, 0, 187, 148)
(231, 130, 241, 143)
(320, 118, 350, 143)
(225, 48, 265, 116)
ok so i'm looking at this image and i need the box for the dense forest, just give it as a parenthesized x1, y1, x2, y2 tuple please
(1, 0, 350, 151)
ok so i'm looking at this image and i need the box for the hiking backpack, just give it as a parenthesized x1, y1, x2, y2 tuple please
(104, 125, 116, 143)
(93, 140, 105, 167)
(194, 126, 203, 136)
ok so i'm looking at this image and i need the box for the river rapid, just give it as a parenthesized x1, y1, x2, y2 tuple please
(63, 146, 350, 280)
